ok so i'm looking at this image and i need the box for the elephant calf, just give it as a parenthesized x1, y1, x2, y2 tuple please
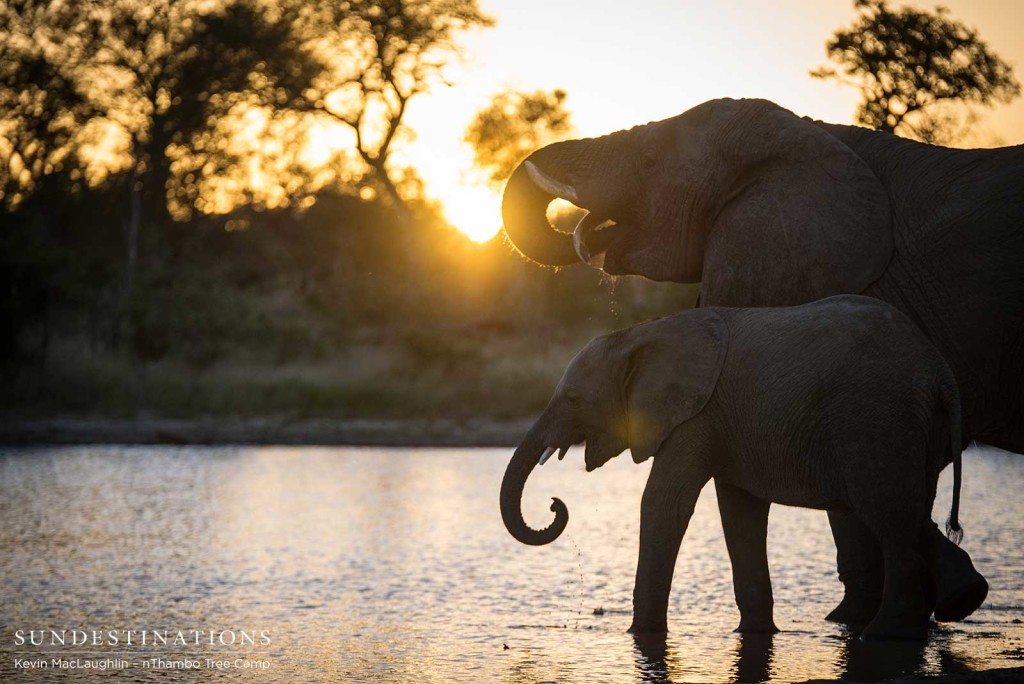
(500, 295, 967, 640)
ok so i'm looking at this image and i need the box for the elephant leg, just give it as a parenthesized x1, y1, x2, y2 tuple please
(826, 509, 884, 624)
(630, 463, 707, 634)
(716, 481, 778, 633)
(928, 523, 988, 622)
(862, 523, 931, 641)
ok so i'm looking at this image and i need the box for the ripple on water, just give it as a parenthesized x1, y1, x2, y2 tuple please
(0, 444, 1022, 682)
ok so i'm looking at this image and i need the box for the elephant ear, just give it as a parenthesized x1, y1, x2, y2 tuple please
(625, 310, 728, 463)
(701, 105, 893, 307)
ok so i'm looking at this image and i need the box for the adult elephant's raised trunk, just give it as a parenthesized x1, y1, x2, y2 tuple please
(501, 146, 582, 266)
(500, 434, 568, 546)
(502, 138, 632, 267)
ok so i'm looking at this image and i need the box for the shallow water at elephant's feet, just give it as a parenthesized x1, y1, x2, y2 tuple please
(1, 444, 1022, 682)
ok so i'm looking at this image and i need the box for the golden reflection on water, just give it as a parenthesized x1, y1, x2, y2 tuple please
(0, 445, 1021, 682)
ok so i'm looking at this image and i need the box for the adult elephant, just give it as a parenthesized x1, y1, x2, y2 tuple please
(501, 98, 1023, 624)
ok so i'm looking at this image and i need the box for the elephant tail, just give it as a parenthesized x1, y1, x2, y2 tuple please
(942, 372, 964, 546)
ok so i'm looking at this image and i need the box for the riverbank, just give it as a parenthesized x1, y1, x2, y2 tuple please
(0, 416, 534, 447)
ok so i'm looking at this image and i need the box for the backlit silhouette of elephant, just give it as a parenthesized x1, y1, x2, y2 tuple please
(501, 296, 966, 640)
(500, 98, 1015, 621)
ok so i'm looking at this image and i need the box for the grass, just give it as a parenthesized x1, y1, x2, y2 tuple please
(2, 273, 699, 424)
(1, 329, 598, 422)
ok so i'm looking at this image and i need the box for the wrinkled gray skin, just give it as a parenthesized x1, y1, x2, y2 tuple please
(501, 296, 966, 639)
(501, 97, 1016, 622)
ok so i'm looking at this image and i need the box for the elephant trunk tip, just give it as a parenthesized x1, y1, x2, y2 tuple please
(500, 438, 570, 546)
(945, 517, 963, 546)
(501, 496, 569, 547)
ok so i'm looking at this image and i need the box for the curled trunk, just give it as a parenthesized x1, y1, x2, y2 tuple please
(500, 436, 568, 546)
(502, 139, 628, 267)
(501, 159, 579, 266)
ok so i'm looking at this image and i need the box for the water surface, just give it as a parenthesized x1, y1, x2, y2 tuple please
(1, 445, 1022, 682)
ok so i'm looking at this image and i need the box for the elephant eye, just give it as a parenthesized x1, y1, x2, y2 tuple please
(641, 151, 657, 170)
(567, 394, 582, 409)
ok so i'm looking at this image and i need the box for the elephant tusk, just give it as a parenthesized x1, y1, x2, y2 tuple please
(573, 222, 590, 263)
(525, 161, 579, 204)
(539, 446, 557, 465)
(573, 212, 613, 263)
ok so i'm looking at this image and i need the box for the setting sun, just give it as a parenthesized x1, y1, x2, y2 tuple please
(436, 183, 502, 242)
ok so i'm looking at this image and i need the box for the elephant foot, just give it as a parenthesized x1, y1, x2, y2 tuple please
(826, 591, 881, 624)
(734, 600, 777, 634)
(934, 575, 988, 622)
(628, 613, 669, 635)
(860, 616, 930, 642)
(733, 620, 779, 634)
(627, 622, 668, 635)
(932, 529, 988, 622)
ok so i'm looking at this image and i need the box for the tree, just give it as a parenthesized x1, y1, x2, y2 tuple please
(90, 1, 324, 339)
(1, 1, 322, 215)
(0, 0, 325, 346)
(0, 1, 100, 210)
(464, 88, 574, 188)
(300, 0, 493, 212)
(811, 0, 1020, 144)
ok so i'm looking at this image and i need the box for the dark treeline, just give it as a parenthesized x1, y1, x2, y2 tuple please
(2, 182, 692, 367)
(1, 181, 694, 419)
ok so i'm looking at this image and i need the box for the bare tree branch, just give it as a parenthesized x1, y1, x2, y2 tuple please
(301, 0, 493, 210)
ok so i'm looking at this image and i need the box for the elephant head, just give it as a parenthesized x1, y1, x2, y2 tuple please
(501, 98, 894, 306)
(500, 310, 728, 545)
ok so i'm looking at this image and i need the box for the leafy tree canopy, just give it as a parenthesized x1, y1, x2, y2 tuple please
(465, 88, 573, 189)
(1, 0, 494, 217)
(811, 0, 1020, 144)
(0, 0, 324, 217)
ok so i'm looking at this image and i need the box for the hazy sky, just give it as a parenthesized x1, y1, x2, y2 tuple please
(395, 0, 1024, 240)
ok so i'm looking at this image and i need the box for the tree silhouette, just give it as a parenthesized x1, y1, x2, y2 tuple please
(299, 0, 493, 212)
(464, 88, 573, 189)
(811, 0, 1020, 144)
(1, 1, 321, 216)
(0, 0, 323, 345)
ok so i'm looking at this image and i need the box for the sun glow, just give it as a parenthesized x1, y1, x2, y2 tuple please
(298, 109, 502, 243)
(395, 103, 506, 243)
(437, 182, 502, 242)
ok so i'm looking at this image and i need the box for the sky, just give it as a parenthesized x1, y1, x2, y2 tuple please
(392, 0, 1024, 242)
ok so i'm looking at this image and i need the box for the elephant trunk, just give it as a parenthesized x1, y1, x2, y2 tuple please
(501, 147, 582, 266)
(500, 431, 569, 546)
(501, 133, 637, 267)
